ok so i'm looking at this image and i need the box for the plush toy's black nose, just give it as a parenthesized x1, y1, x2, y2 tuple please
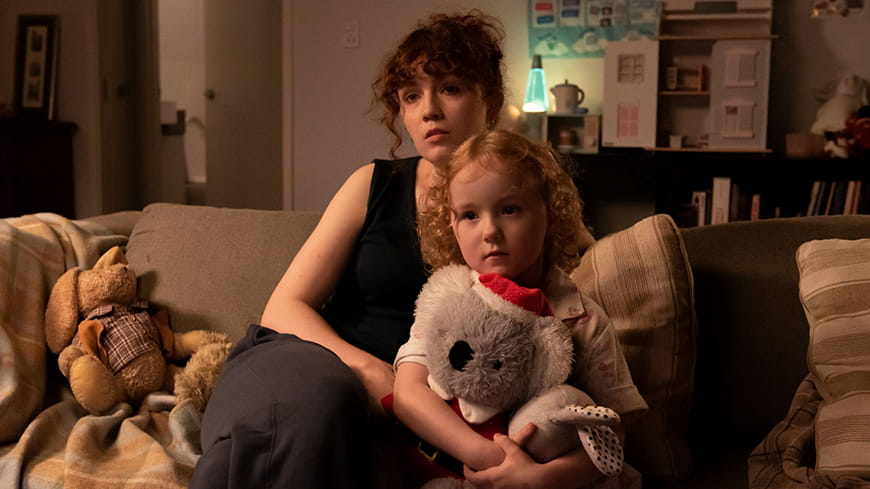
(449, 341, 474, 371)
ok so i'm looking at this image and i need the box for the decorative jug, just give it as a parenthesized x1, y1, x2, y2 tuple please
(550, 80, 585, 114)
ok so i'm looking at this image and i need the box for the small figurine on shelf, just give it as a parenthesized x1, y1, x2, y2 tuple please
(558, 127, 578, 152)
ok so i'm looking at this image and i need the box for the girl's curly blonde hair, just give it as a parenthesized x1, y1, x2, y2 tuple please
(418, 130, 587, 273)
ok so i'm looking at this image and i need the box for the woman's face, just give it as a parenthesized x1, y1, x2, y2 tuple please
(398, 71, 489, 166)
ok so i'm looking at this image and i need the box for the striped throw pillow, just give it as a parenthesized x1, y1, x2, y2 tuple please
(797, 238, 870, 480)
(572, 214, 696, 481)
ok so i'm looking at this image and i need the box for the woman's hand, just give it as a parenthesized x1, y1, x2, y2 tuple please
(352, 356, 395, 409)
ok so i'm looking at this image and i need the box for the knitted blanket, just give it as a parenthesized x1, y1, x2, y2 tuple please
(748, 374, 870, 489)
(0, 213, 200, 489)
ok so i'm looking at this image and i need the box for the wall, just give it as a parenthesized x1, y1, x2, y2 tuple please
(1, 1, 868, 217)
(0, 0, 103, 218)
(290, 0, 605, 211)
(289, 1, 870, 211)
(770, 2, 870, 151)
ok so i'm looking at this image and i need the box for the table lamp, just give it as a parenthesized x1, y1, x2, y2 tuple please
(523, 55, 549, 113)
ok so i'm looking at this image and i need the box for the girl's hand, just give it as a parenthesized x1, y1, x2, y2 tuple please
(463, 423, 539, 489)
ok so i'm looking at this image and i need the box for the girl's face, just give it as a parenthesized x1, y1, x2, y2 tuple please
(398, 71, 489, 167)
(449, 163, 549, 288)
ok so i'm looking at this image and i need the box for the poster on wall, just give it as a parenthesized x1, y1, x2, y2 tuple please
(528, 0, 661, 59)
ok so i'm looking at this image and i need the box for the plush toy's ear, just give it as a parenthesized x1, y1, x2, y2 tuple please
(414, 264, 476, 329)
(528, 317, 574, 396)
(813, 78, 840, 102)
(45, 267, 81, 354)
(94, 246, 127, 269)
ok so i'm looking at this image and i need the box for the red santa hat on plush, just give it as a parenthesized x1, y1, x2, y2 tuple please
(473, 272, 555, 320)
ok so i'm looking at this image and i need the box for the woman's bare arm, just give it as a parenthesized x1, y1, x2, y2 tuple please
(261, 164, 394, 402)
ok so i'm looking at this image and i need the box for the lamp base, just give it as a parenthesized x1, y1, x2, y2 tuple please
(523, 112, 544, 143)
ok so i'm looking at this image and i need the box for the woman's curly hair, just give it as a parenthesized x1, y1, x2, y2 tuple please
(418, 130, 587, 273)
(372, 10, 505, 158)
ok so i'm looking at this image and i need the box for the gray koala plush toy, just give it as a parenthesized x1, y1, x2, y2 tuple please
(412, 265, 624, 489)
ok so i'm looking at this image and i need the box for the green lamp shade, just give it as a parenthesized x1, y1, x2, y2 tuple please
(523, 55, 548, 113)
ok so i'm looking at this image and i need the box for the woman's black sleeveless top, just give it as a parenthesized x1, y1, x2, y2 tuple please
(321, 157, 429, 363)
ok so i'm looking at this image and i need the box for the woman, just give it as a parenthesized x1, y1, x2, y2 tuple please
(190, 10, 506, 489)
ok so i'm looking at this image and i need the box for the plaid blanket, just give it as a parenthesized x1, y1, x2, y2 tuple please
(0, 213, 200, 489)
(748, 374, 870, 489)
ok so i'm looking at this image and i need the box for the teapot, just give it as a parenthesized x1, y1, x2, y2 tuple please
(550, 80, 585, 114)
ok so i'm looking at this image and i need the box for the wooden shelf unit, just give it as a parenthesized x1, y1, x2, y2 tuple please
(536, 113, 602, 155)
(645, 146, 773, 153)
(0, 118, 77, 218)
(657, 34, 779, 40)
(660, 91, 711, 95)
(663, 12, 772, 21)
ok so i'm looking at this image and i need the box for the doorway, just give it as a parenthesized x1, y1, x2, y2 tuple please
(156, 0, 283, 209)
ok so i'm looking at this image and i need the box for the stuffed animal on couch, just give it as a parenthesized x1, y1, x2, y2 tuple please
(412, 264, 624, 488)
(44, 246, 230, 415)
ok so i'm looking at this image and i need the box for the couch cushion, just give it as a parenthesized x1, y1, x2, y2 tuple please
(571, 214, 696, 481)
(125, 203, 322, 342)
(797, 238, 870, 480)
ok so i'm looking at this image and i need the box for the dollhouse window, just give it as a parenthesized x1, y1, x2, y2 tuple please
(723, 47, 758, 88)
(617, 103, 639, 138)
(721, 99, 755, 138)
(617, 54, 644, 84)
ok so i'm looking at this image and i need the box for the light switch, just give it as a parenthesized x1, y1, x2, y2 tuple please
(342, 19, 360, 48)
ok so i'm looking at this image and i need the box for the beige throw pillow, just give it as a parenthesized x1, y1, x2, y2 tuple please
(797, 238, 870, 480)
(572, 214, 696, 481)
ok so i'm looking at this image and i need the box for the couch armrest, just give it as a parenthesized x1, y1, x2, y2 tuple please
(79, 210, 143, 238)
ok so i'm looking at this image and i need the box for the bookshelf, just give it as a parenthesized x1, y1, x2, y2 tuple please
(562, 149, 870, 236)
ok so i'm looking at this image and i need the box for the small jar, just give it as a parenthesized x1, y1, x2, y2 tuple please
(559, 128, 576, 146)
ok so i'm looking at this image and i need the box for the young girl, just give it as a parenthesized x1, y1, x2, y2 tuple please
(393, 130, 647, 488)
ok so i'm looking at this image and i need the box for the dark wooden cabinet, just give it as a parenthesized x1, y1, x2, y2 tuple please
(0, 118, 77, 218)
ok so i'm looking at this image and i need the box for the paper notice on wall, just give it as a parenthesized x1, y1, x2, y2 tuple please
(588, 1, 628, 27)
(559, 0, 584, 26)
(529, 0, 661, 58)
(531, 1, 557, 27)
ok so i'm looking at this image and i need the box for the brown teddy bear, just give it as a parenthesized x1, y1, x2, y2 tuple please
(45, 245, 230, 415)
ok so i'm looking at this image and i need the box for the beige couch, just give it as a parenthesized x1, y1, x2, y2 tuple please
(1, 202, 868, 488)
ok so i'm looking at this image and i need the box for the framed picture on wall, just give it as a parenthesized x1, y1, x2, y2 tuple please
(13, 15, 59, 120)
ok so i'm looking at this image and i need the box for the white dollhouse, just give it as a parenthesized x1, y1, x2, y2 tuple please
(602, 0, 774, 151)
(602, 39, 660, 148)
(709, 40, 771, 149)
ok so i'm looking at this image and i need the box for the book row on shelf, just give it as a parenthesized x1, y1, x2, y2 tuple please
(806, 180, 868, 217)
(677, 177, 869, 228)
